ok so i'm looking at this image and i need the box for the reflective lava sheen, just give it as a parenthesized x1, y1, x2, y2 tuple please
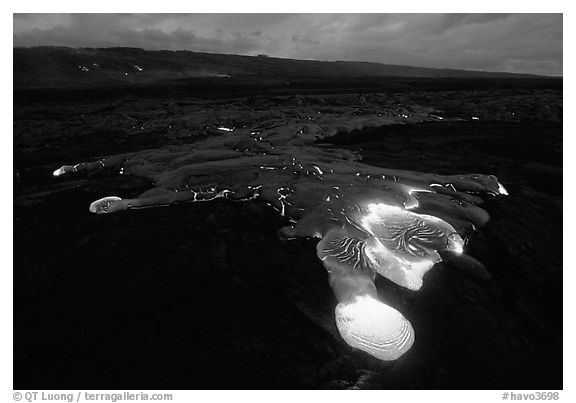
(53, 122, 507, 361)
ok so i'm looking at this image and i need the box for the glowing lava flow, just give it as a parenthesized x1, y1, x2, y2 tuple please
(360, 203, 464, 290)
(51, 124, 508, 362)
(335, 295, 414, 361)
(312, 200, 470, 360)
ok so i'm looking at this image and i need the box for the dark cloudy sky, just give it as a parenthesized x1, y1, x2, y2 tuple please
(13, 13, 563, 76)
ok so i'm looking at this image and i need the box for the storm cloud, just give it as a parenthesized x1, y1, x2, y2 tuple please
(13, 13, 563, 76)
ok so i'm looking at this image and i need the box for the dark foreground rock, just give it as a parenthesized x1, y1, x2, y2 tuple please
(14, 82, 562, 389)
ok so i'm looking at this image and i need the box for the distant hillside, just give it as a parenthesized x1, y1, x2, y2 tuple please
(14, 46, 542, 90)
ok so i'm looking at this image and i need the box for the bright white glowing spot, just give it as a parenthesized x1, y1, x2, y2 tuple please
(472, 116, 480, 120)
(498, 182, 509, 196)
(89, 196, 123, 214)
(134, 65, 143, 71)
(362, 237, 433, 290)
(335, 295, 414, 361)
(52, 165, 76, 177)
(403, 197, 419, 210)
(364, 202, 404, 220)
(217, 127, 234, 132)
(353, 202, 461, 290)
(313, 165, 324, 175)
(77, 65, 89, 72)
(451, 242, 463, 255)
(447, 234, 464, 255)
(408, 187, 433, 196)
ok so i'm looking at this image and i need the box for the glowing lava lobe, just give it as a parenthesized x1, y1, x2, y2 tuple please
(361, 203, 463, 289)
(314, 202, 466, 360)
(323, 257, 415, 361)
(318, 203, 464, 292)
(89, 196, 125, 214)
(335, 296, 414, 361)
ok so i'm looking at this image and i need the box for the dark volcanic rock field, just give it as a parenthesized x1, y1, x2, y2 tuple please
(14, 77, 562, 389)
